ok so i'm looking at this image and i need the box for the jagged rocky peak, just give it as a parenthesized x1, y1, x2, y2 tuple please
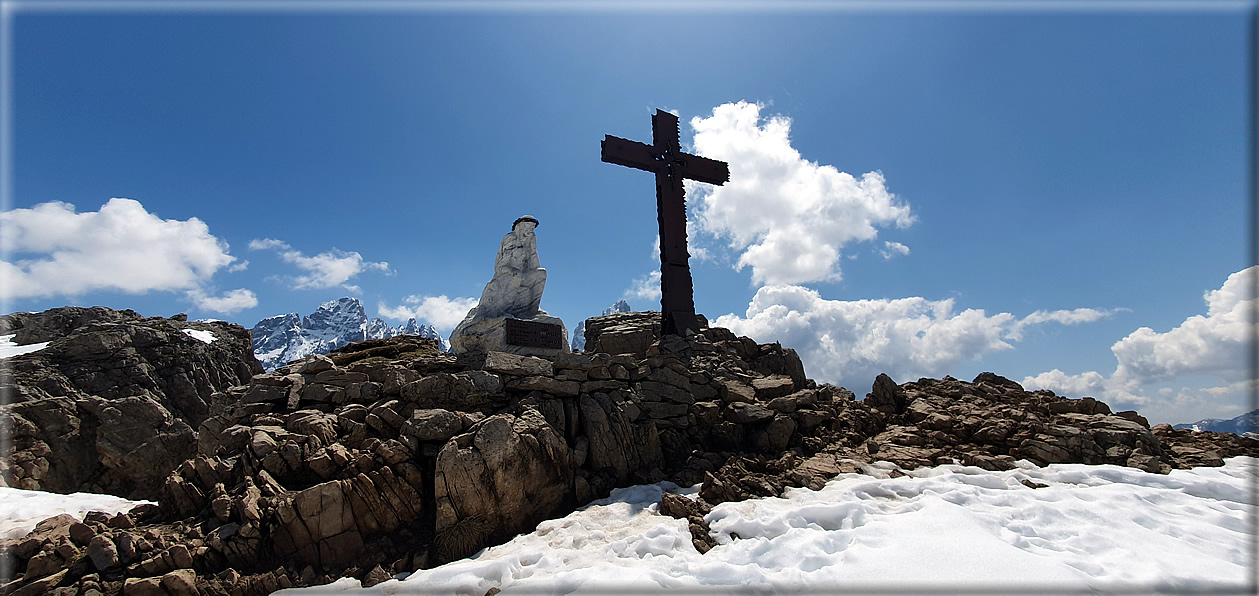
(571, 299, 633, 351)
(251, 297, 448, 372)
(303, 297, 368, 335)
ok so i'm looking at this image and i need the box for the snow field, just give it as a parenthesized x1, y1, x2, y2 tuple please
(2, 456, 1251, 594)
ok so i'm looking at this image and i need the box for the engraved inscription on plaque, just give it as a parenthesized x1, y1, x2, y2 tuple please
(504, 318, 564, 349)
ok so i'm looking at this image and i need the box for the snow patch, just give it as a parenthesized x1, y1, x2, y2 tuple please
(0, 487, 154, 539)
(182, 329, 216, 344)
(0, 333, 50, 359)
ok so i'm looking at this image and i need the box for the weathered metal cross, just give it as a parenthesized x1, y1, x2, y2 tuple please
(602, 110, 729, 336)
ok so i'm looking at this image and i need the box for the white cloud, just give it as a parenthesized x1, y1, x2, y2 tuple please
(1006, 307, 1122, 341)
(714, 285, 1128, 396)
(186, 288, 258, 314)
(247, 238, 287, 251)
(1022, 369, 1114, 400)
(688, 101, 914, 285)
(250, 238, 390, 292)
(880, 241, 911, 260)
(626, 270, 662, 301)
(1023, 266, 1256, 423)
(715, 285, 1017, 391)
(0, 198, 244, 301)
(378, 295, 478, 333)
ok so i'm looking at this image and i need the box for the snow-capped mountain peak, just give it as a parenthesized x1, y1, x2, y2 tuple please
(1174, 409, 1258, 438)
(250, 298, 449, 371)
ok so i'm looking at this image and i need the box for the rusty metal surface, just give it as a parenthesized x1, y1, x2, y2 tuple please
(601, 136, 657, 172)
(601, 109, 729, 336)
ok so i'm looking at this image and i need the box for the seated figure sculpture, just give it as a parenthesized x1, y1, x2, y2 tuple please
(450, 215, 568, 356)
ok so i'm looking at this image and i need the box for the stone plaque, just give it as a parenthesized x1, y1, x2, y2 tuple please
(504, 318, 564, 349)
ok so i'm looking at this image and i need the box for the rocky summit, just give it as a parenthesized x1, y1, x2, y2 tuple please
(0, 307, 261, 500)
(2, 309, 1256, 595)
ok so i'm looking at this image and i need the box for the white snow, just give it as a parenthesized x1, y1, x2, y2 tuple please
(182, 328, 216, 344)
(0, 487, 153, 539)
(5, 458, 1252, 593)
(274, 457, 1255, 594)
(0, 333, 50, 359)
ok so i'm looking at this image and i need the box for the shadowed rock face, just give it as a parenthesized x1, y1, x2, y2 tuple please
(2, 310, 1255, 595)
(1, 306, 262, 499)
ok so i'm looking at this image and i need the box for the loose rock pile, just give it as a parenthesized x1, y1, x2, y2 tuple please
(2, 310, 1255, 595)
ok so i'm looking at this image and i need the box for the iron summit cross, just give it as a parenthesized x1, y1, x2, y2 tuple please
(602, 110, 729, 336)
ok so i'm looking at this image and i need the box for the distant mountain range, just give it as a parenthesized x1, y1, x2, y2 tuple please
(571, 299, 632, 351)
(250, 297, 448, 371)
(1174, 409, 1258, 438)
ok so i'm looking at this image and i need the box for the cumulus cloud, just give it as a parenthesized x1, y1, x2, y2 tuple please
(0, 199, 252, 313)
(378, 295, 478, 333)
(714, 285, 1125, 394)
(250, 238, 390, 292)
(1006, 307, 1122, 341)
(1, 198, 237, 298)
(880, 241, 911, 260)
(688, 101, 914, 285)
(186, 288, 259, 314)
(715, 285, 1015, 390)
(626, 270, 662, 301)
(1023, 266, 1256, 422)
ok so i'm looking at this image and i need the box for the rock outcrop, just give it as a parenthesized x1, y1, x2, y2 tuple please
(2, 309, 1255, 595)
(570, 299, 632, 351)
(0, 307, 262, 499)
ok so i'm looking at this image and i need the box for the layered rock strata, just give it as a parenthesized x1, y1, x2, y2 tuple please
(0, 307, 262, 499)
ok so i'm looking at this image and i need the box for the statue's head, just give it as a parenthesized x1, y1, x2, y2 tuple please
(512, 215, 539, 231)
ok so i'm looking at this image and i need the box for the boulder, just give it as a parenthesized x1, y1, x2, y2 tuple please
(865, 373, 906, 415)
(583, 311, 660, 359)
(433, 410, 573, 561)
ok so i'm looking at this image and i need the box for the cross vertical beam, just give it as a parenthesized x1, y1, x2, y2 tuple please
(601, 110, 729, 336)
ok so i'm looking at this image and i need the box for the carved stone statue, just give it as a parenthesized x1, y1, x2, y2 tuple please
(450, 216, 567, 357)
(473, 215, 547, 319)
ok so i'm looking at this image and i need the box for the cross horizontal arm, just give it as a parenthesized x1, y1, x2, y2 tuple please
(601, 135, 661, 173)
(672, 154, 729, 186)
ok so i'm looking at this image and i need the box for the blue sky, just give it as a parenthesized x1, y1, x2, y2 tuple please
(2, 2, 1253, 425)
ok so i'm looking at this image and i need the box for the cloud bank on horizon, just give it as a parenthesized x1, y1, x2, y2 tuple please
(1022, 266, 1256, 415)
(378, 294, 479, 335)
